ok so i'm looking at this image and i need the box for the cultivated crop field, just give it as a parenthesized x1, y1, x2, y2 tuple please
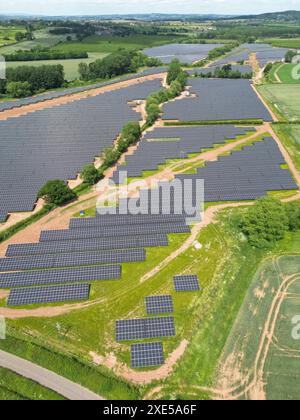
(53, 34, 181, 55)
(270, 63, 300, 84)
(273, 125, 300, 171)
(258, 84, 300, 120)
(266, 38, 300, 49)
(215, 252, 300, 400)
(0, 29, 71, 54)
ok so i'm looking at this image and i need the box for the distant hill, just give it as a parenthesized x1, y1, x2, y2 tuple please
(234, 10, 300, 22)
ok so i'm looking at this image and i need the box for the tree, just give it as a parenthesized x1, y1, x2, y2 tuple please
(38, 180, 76, 206)
(167, 59, 182, 85)
(80, 164, 101, 186)
(6, 81, 32, 98)
(0, 79, 6, 95)
(285, 50, 298, 63)
(240, 197, 289, 248)
(78, 62, 90, 81)
(101, 148, 121, 170)
(286, 202, 300, 231)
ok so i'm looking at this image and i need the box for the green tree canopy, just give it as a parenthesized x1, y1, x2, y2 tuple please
(80, 164, 101, 186)
(240, 197, 289, 248)
(38, 180, 76, 206)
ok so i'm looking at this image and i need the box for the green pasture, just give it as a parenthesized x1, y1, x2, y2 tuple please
(258, 84, 300, 121)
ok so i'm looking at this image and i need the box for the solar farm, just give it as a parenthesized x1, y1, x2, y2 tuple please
(208, 43, 291, 68)
(1, 19, 300, 401)
(163, 78, 273, 122)
(143, 43, 224, 64)
(0, 78, 163, 221)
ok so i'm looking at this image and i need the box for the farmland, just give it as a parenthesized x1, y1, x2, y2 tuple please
(273, 125, 300, 171)
(215, 252, 300, 400)
(266, 38, 300, 49)
(258, 84, 300, 120)
(6, 52, 108, 81)
(53, 34, 182, 55)
(0, 25, 25, 48)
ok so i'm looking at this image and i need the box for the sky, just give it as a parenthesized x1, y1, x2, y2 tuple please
(1, 0, 300, 16)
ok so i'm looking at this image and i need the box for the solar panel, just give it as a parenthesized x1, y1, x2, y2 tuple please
(40, 223, 190, 242)
(0, 249, 145, 272)
(174, 275, 200, 292)
(6, 235, 168, 257)
(7, 284, 90, 306)
(70, 214, 186, 228)
(145, 295, 174, 315)
(0, 265, 121, 289)
(131, 342, 164, 368)
(116, 316, 176, 341)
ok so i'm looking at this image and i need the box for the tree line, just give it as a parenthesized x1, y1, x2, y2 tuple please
(195, 64, 253, 80)
(78, 50, 161, 82)
(0, 65, 65, 98)
(240, 197, 300, 248)
(4, 47, 88, 62)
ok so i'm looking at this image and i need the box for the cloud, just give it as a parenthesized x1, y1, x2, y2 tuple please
(2, 0, 300, 16)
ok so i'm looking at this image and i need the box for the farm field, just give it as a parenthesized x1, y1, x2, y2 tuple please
(266, 38, 300, 49)
(215, 253, 300, 400)
(258, 84, 300, 120)
(6, 52, 108, 81)
(273, 125, 300, 171)
(0, 367, 64, 400)
(269, 63, 300, 84)
(53, 34, 181, 55)
(0, 29, 72, 54)
(0, 26, 25, 48)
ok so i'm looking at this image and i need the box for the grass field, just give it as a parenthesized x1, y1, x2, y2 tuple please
(269, 63, 300, 84)
(215, 252, 300, 400)
(53, 34, 181, 55)
(0, 26, 25, 48)
(0, 29, 71, 54)
(0, 367, 64, 400)
(6, 52, 108, 81)
(266, 38, 300, 49)
(1, 200, 300, 399)
(273, 124, 300, 171)
(258, 84, 300, 121)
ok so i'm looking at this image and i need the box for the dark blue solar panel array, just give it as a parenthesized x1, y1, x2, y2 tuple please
(0, 79, 162, 220)
(208, 43, 291, 68)
(70, 213, 186, 228)
(187, 64, 253, 77)
(112, 125, 254, 182)
(131, 342, 164, 368)
(0, 248, 146, 272)
(143, 43, 223, 64)
(0, 67, 167, 113)
(6, 234, 169, 257)
(176, 137, 298, 202)
(7, 284, 90, 306)
(116, 316, 176, 341)
(0, 265, 121, 289)
(40, 222, 191, 241)
(163, 78, 273, 122)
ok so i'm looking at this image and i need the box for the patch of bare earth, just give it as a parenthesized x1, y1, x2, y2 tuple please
(90, 339, 189, 385)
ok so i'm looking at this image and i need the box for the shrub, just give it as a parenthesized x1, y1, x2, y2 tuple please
(38, 180, 76, 206)
(6, 81, 32, 98)
(285, 202, 300, 231)
(240, 197, 289, 248)
(80, 164, 101, 186)
(167, 59, 182, 85)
